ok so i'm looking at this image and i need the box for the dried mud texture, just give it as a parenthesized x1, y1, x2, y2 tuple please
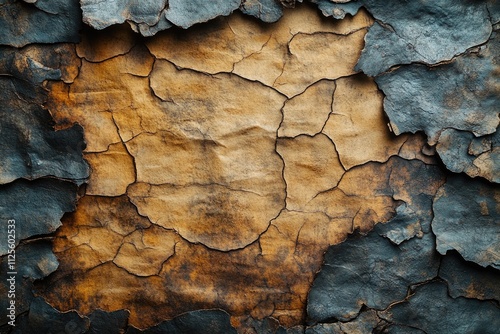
(146, 5, 373, 97)
(2, 1, 500, 334)
(321, 75, 407, 169)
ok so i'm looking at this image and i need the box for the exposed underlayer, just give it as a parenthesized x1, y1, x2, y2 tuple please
(0, 1, 499, 333)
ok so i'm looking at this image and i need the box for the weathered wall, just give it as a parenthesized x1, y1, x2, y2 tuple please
(0, 0, 499, 333)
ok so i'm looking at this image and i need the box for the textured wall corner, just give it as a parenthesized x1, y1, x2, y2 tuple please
(1, 1, 499, 333)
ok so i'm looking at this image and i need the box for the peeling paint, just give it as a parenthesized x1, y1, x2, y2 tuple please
(432, 174, 500, 269)
(1, 1, 499, 333)
(379, 281, 500, 333)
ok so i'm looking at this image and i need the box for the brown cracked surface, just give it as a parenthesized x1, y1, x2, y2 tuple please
(37, 6, 445, 332)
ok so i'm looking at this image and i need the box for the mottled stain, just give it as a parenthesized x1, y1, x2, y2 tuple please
(1, 1, 499, 333)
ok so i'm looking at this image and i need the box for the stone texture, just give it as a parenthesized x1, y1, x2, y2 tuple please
(87, 309, 130, 334)
(436, 129, 499, 183)
(388, 159, 446, 232)
(0, 79, 88, 184)
(0, 43, 80, 84)
(80, 0, 168, 31)
(306, 310, 381, 334)
(371, 25, 500, 183)
(0, 0, 81, 47)
(432, 174, 500, 269)
(379, 281, 500, 334)
(238, 317, 304, 334)
(0, 241, 58, 327)
(165, 0, 241, 29)
(307, 220, 439, 323)
(0, 45, 89, 185)
(375, 30, 500, 144)
(488, 0, 500, 24)
(2, 1, 499, 333)
(0, 22, 88, 331)
(382, 325, 426, 334)
(439, 251, 500, 302)
(126, 310, 237, 334)
(356, 0, 493, 76)
(240, 0, 283, 23)
(129, 15, 173, 37)
(376, 204, 423, 245)
(310, 0, 363, 20)
(0, 179, 77, 255)
(9, 297, 89, 334)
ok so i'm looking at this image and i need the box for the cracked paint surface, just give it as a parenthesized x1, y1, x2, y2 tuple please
(38, 9, 406, 328)
(1, 0, 499, 333)
(307, 158, 444, 323)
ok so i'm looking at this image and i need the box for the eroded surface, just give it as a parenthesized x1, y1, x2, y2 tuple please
(432, 174, 500, 269)
(379, 281, 500, 333)
(375, 28, 500, 184)
(0, 0, 81, 47)
(1, 1, 499, 333)
(355, 0, 493, 76)
(307, 159, 444, 323)
(33, 8, 451, 330)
